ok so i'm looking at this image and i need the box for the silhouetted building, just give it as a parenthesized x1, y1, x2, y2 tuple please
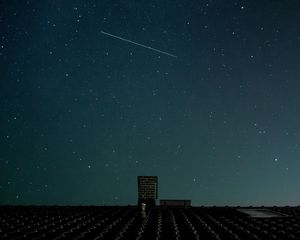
(137, 176, 158, 207)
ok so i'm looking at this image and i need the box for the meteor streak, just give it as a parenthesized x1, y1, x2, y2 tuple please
(101, 31, 177, 58)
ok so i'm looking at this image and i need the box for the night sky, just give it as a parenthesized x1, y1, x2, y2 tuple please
(1, 0, 300, 206)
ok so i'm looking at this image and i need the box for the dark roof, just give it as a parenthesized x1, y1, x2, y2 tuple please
(1, 206, 300, 239)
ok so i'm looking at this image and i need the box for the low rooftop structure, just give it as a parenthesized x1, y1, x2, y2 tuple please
(160, 199, 191, 208)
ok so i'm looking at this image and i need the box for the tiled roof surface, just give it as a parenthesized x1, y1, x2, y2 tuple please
(1, 206, 300, 239)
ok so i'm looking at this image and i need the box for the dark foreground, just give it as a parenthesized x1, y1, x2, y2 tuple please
(0, 206, 300, 240)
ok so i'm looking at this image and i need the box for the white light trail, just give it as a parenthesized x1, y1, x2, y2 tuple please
(101, 31, 177, 58)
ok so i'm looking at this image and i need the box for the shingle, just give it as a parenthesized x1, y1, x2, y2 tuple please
(0, 206, 300, 240)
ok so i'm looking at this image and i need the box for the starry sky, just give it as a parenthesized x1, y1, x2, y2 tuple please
(1, 0, 300, 206)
